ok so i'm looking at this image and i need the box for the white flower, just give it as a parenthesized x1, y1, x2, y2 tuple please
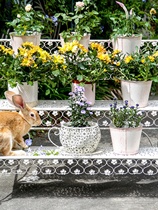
(17, 169, 23, 174)
(104, 169, 111, 175)
(39, 111, 44, 116)
(76, 1, 84, 8)
(1, 169, 8, 174)
(118, 169, 125, 174)
(45, 169, 52, 174)
(102, 120, 108, 126)
(8, 160, 14, 165)
(23, 160, 30, 165)
(111, 159, 117, 165)
(126, 160, 133, 165)
(66, 111, 72, 117)
(82, 159, 89, 165)
(151, 111, 157, 116)
(141, 160, 147, 165)
(89, 169, 95, 175)
(32, 170, 38, 176)
(52, 160, 59, 165)
(96, 159, 102, 165)
(152, 42, 157, 47)
(132, 168, 139, 174)
(67, 159, 74, 165)
(144, 121, 151, 127)
(74, 169, 81, 175)
(45, 120, 51, 126)
(25, 4, 32, 12)
(147, 169, 154, 175)
(60, 169, 67, 175)
(52, 111, 58, 116)
(38, 160, 44, 165)
(95, 111, 100, 116)
(17, 14, 21, 18)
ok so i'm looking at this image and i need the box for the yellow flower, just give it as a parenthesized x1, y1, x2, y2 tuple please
(124, 55, 133, 64)
(90, 42, 106, 53)
(52, 54, 65, 64)
(153, 51, 158, 57)
(141, 59, 145, 63)
(116, 62, 120, 66)
(97, 53, 111, 63)
(148, 55, 155, 62)
(112, 49, 121, 55)
(150, 8, 157, 15)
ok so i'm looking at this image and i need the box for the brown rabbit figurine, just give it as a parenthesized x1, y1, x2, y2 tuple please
(0, 91, 42, 156)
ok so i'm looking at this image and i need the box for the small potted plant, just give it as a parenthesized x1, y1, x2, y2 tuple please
(109, 99, 143, 155)
(55, 0, 101, 48)
(54, 40, 116, 105)
(49, 85, 101, 155)
(7, 4, 46, 54)
(0, 42, 53, 106)
(113, 50, 158, 107)
(110, 1, 157, 54)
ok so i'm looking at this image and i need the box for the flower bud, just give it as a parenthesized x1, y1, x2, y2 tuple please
(76, 2, 84, 8)
(17, 14, 21, 18)
(25, 4, 32, 12)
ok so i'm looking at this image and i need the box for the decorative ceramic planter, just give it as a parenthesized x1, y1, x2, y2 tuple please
(112, 35, 142, 54)
(60, 33, 90, 49)
(10, 32, 41, 54)
(121, 80, 152, 108)
(72, 80, 96, 106)
(8, 81, 38, 107)
(48, 121, 101, 155)
(110, 125, 142, 155)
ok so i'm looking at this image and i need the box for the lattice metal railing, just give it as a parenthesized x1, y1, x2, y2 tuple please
(0, 39, 158, 54)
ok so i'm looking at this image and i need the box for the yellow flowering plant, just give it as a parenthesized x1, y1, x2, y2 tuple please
(0, 42, 53, 87)
(53, 41, 121, 85)
(114, 50, 158, 82)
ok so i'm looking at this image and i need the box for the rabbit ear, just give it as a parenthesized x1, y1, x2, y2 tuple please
(5, 91, 26, 109)
(4, 91, 17, 106)
(12, 95, 26, 109)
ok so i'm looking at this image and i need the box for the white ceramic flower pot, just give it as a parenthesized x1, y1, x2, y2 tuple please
(49, 122, 101, 155)
(112, 35, 142, 54)
(8, 81, 38, 107)
(121, 80, 152, 108)
(60, 33, 90, 49)
(10, 32, 41, 54)
(72, 81, 96, 106)
(110, 125, 142, 155)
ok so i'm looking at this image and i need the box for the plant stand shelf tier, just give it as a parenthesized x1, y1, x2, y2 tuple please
(0, 99, 158, 181)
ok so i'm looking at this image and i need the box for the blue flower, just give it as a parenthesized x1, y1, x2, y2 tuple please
(81, 110, 86, 114)
(25, 139, 32, 146)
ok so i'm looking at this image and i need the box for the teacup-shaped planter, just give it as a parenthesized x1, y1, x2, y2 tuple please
(48, 121, 101, 155)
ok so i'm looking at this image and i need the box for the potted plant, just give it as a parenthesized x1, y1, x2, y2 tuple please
(54, 40, 115, 105)
(109, 99, 143, 155)
(55, 0, 101, 48)
(110, 1, 157, 54)
(7, 4, 46, 54)
(49, 85, 101, 155)
(113, 50, 158, 107)
(0, 42, 53, 107)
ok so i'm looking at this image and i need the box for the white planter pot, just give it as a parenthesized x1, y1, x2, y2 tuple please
(60, 33, 90, 49)
(121, 80, 152, 108)
(112, 35, 142, 54)
(72, 81, 96, 106)
(10, 32, 41, 54)
(49, 122, 101, 155)
(8, 81, 38, 107)
(110, 126, 142, 155)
